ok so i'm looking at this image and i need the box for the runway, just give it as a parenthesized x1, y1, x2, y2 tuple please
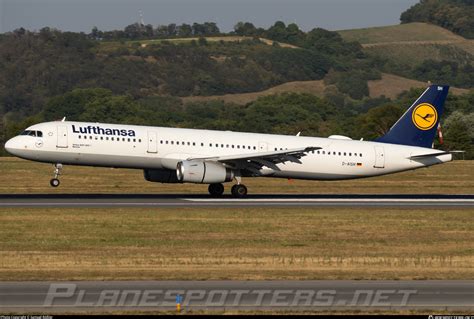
(0, 193, 473, 208)
(0, 280, 472, 312)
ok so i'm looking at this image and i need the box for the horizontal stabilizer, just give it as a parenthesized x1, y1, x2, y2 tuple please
(408, 150, 463, 160)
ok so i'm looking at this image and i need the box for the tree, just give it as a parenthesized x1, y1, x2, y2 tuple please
(443, 110, 474, 158)
(234, 22, 258, 36)
(355, 104, 403, 140)
(177, 24, 192, 37)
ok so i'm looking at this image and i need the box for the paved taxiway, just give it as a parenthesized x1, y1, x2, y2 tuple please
(0, 194, 473, 208)
(0, 281, 472, 312)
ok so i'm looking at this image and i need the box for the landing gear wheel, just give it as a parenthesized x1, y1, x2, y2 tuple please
(231, 184, 247, 198)
(50, 178, 60, 187)
(50, 163, 63, 187)
(208, 183, 225, 196)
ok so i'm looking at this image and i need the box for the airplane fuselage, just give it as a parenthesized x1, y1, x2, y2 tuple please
(5, 121, 452, 181)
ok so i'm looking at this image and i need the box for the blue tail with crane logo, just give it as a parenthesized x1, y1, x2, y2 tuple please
(376, 85, 449, 148)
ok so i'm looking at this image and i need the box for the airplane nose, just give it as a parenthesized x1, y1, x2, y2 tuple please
(4, 137, 17, 154)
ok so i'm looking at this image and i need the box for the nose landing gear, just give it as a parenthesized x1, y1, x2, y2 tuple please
(50, 163, 62, 187)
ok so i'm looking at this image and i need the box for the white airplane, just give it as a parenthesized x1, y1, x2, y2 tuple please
(5, 85, 453, 197)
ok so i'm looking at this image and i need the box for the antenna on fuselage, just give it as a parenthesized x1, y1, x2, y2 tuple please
(61, 117, 66, 122)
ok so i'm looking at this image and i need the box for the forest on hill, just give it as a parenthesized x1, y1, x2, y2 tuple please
(401, 0, 474, 39)
(0, 0, 473, 158)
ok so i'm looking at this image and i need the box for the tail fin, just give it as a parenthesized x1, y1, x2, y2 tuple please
(376, 85, 449, 148)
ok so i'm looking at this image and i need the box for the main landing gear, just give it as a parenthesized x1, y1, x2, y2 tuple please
(231, 184, 247, 198)
(207, 182, 248, 198)
(50, 163, 62, 187)
(208, 183, 225, 196)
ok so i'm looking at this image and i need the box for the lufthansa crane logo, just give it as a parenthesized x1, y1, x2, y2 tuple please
(412, 103, 438, 130)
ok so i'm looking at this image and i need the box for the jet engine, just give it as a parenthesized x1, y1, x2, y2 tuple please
(176, 161, 234, 184)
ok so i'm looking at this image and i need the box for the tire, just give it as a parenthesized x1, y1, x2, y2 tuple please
(50, 178, 60, 187)
(231, 184, 247, 198)
(208, 183, 224, 196)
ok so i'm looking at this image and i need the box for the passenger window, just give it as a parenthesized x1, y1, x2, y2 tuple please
(111, 137, 114, 141)
(160, 140, 163, 144)
(128, 138, 131, 142)
(338, 152, 341, 156)
(37, 131, 43, 137)
(344, 152, 346, 156)
(253, 146, 256, 150)
(349, 153, 352, 156)
(166, 141, 169, 144)
(171, 141, 174, 145)
(100, 137, 103, 140)
(106, 137, 109, 140)
(322, 151, 325, 154)
(201, 143, 204, 146)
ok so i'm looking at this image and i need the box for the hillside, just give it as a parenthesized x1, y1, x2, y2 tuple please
(338, 22, 464, 44)
(338, 23, 474, 65)
(182, 73, 469, 105)
(338, 23, 474, 88)
(98, 36, 299, 54)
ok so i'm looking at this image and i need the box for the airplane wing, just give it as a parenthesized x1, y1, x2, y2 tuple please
(187, 146, 321, 176)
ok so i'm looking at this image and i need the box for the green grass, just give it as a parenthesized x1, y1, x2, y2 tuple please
(0, 157, 472, 195)
(0, 207, 472, 281)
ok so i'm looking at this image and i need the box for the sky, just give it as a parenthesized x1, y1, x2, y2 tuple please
(0, 0, 419, 34)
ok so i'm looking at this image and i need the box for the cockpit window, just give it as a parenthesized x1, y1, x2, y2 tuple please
(20, 130, 43, 137)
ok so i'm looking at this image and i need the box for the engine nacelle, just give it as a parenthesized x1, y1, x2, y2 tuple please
(176, 161, 234, 184)
(144, 169, 181, 183)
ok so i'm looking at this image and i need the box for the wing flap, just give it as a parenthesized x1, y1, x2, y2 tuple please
(187, 146, 321, 176)
(187, 146, 320, 162)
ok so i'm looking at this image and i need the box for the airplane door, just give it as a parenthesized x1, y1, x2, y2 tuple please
(258, 141, 268, 152)
(147, 131, 157, 153)
(374, 146, 385, 168)
(56, 126, 68, 148)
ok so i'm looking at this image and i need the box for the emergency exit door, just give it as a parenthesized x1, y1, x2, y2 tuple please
(374, 146, 385, 168)
(56, 126, 68, 148)
(147, 131, 157, 153)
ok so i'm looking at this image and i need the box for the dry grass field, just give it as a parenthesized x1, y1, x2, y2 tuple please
(0, 157, 472, 195)
(0, 207, 472, 281)
(338, 22, 464, 45)
(339, 22, 474, 71)
(0, 158, 472, 281)
(182, 73, 469, 105)
(368, 73, 469, 99)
